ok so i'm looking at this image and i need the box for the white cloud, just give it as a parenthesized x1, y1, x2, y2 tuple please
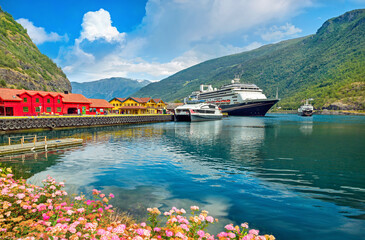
(260, 23, 302, 42)
(138, 0, 313, 55)
(59, 1, 314, 82)
(78, 8, 126, 43)
(16, 18, 68, 45)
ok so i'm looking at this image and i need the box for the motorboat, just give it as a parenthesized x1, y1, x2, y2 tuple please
(298, 99, 314, 116)
(174, 103, 223, 122)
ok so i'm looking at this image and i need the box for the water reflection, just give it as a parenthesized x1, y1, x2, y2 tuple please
(0, 116, 364, 240)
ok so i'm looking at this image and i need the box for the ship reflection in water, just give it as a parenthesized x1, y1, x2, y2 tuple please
(0, 115, 364, 240)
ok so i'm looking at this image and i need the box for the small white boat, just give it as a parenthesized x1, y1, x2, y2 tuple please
(298, 99, 314, 116)
(174, 103, 223, 122)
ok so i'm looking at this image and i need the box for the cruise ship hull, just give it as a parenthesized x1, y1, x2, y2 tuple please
(219, 99, 279, 116)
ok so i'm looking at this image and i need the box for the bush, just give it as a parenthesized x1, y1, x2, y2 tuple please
(0, 167, 275, 239)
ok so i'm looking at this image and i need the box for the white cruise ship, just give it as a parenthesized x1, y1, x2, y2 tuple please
(184, 76, 279, 116)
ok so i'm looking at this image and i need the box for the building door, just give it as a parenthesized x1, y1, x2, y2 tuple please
(5, 107, 13, 116)
(67, 108, 77, 114)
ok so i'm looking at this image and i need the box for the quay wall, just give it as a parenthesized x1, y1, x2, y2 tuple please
(0, 114, 173, 132)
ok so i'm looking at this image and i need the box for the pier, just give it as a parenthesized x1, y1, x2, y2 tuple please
(0, 135, 83, 155)
(0, 114, 173, 133)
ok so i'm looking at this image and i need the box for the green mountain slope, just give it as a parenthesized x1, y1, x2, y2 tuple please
(135, 9, 365, 110)
(0, 7, 71, 92)
(71, 77, 150, 100)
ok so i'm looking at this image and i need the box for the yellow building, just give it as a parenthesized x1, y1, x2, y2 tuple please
(153, 99, 167, 113)
(109, 97, 166, 114)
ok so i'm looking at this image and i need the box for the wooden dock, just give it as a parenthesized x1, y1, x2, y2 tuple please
(0, 137, 83, 155)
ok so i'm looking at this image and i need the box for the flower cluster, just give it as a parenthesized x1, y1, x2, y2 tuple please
(0, 167, 275, 239)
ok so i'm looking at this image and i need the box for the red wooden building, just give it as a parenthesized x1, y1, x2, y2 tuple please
(0, 88, 112, 116)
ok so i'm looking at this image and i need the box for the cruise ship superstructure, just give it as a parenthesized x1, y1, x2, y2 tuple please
(185, 76, 279, 116)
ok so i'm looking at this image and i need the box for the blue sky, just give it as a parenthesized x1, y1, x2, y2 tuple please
(1, 0, 365, 82)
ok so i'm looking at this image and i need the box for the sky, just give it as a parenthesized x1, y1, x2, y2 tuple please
(1, 0, 365, 83)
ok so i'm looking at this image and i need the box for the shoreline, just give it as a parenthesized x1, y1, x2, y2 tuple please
(269, 110, 365, 116)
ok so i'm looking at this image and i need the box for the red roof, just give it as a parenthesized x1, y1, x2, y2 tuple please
(130, 97, 154, 103)
(153, 98, 163, 103)
(89, 98, 113, 108)
(0, 88, 91, 104)
(0, 88, 22, 101)
(116, 97, 126, 102)
(61, 93, 91, 103)
(0, 88, 64, 101)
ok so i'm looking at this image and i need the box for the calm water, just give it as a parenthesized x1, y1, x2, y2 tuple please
(1, 114, 365, 240)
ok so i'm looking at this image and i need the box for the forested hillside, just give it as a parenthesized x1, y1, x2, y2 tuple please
(135, 9, 365, 110)
(0, 7, 71, 92)
(71, 77, 150, 100)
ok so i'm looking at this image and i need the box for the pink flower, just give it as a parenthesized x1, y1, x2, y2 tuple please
(206, 216, 214, 223)
(42, 213, 50, 221)
(140, 222, 146, 227)
(190, 206, 199, 211)
(225, 224, 235, 231)
(16, 193, 25, 199)
(241, 223, 249, 229)
(249, 229, 259, 235)
(153, 227, 161, 232)
(243, 233, 254, 240)
(97, 229, 106, 235)
(109, 193, 114, 198)
(77, 208, 85, 213)
(136, 228, 144, 236)
(98, 208, 104, 213)
(166, 230, 173, 237)
(112, 224, 126, 233)
(100, 193, 105, 198)
(197, 230, 205, 238)
(228, 232, 236, 238)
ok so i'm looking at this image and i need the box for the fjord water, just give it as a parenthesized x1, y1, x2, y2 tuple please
(1, 114, 365, 240)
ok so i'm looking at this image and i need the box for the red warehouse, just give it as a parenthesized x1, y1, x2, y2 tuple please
(0, 88, 110, 116)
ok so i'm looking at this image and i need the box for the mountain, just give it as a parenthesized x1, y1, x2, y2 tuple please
(71, 77, 151, 100)
(135, 9, 365, 110)
(0, 7, 70, 92)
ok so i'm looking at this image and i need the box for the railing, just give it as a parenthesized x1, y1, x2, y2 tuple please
(7, 135, 47, 147)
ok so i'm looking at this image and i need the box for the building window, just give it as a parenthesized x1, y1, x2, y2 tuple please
(35, 107, 40, 112)
(46, 107, 52, 112)
(23, 107, 29, 112)
(23, 97, 27, 103)
(47, 99, 50, 103)
(57, 99, 60, 104)
(36, 98, 39, 103)
(57, 107, 61, 112)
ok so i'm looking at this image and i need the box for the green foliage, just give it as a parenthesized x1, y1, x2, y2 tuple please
(135, 9, 365, 110)
(0, 79, 6, 87)
(71, 77, 151, 100)
(0, 8, 70, 92)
